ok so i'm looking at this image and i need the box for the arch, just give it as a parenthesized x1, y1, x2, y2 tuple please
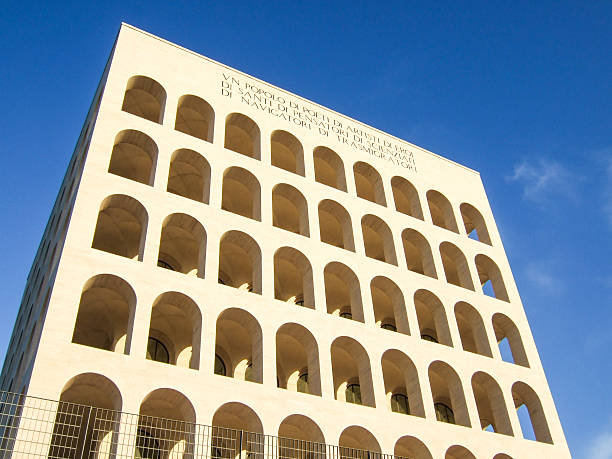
(147, 292, 202, 369)
(330, 337, 375, 407)
(428, 361, 470, 427)
(381, 349, 424, 417)
(91, 194, 148, 260)
(512, 381, 553, 443)
(313, 146, 347, 191)
(137, 388, 196, 458)
(72, 274, 136, 354)
(394, 436, 432, 459)
(414, 290, 452, 346)
(167, 149, 211, 203)
(492, 313, 529, 367)
(401, 228, 436, 278)
(218, 231, 262, 294)
(338, 426, 380, 454)
(225, 113, 261, 159)
(274, 247, 315, 309)
(49, 373, 122, 458)
(370, 276, 409, 334)
(175, 94, 214, 142)
(211, 402, 264, 459)
(215, 308, 263, 383)
(157, 213, 206, 277)
(353, 162, 386, 206)
(276, 323, 321, 396)
(324, 262, 364, 322)
(391, 176, 424, 220)
(271, 130, 305, 176)
(222, 167, 262, 221)
(440, 242, 475, 290)
(460, 203, 492, 244)
(108, 129, 158, 185)
(426, 190, 459, 233)
(471, 371, 513, 435)
(454, 302, 492, 357)
(278, 415, 325, 459)
(318, 200, 355, 251)
(272, 184, 309, 236)
(121, 75, 166, 123)
(493, 454, 514, 459)
(475, 254, 509, 302)
(361, 214, 397, 265)
(445, 445, 476, 459)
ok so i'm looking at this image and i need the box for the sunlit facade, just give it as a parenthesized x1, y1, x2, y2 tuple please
(0, 23, 571, 459)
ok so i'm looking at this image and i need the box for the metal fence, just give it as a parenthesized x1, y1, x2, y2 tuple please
(0, 391, 398, 459)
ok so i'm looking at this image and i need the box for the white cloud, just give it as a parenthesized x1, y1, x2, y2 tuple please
(525, 261, 557, 293)
(587, 429, 612, 459)
(507, 158, 575, 205)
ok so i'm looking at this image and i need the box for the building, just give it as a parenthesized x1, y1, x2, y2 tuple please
(0, 23, 571, 459)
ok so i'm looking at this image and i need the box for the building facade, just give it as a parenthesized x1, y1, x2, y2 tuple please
(0, 23, 571, 459)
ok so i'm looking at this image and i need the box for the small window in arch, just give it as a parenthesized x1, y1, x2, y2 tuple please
(340, 310, 352, 320)
(245, 362, 254, 382)
(135, 428, 161, 459)
(381, 322, 397, 332)
(214, 354, 226, 376)
(147, 337, 169, 364)
(391, 393, 410, 414)
(297, 373, 309, 393)
(421, 334, 438, 343)
(346, 384, 362, 404)
(434, 402, 455, 424)
(157, 259, 176, 271)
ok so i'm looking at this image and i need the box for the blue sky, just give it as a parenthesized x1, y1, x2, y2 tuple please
(0, 1, 610, 457)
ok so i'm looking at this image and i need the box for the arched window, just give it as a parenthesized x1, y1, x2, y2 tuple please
(157, 213, 206, 277)
(493, 313, 529, 367)
(371, 276, 409, 335)
(401, 228, 436, 278)
(274, 247, 314, 308)
(391, 393, 410, 414)
(353, 161, 386, 205)
(460, 203, 492, 244)
(338, 426, 380, 456)
(167, 149, 211, 203)
(221, 167, 261, 221)
(427, 190, 459, 232)
(297, 373, 309, 393)
(324, 262, 364, 322)
(394, 436, 433, 459)
(512, 382, 553, 443)
(318, 200, 355, 251)
(313, 146, 347, 191)
(175, 94, 214, 142)
(121, 75, 166, 123)
(440, 242, 475, 290)
(472, 372, 513, 435)
(108, 130, 158, 185)
(454, 302, 492, 357)
(218, 231, 262, 294)
(331, 337, 375, 407)
(391, 176, 423, 219)
(429, 361, 470, 427)
(445, 445, 476, 459)
(214, 354, 226, 376)
(434, 402, 455, 424)
(345, 383, 362, 404)
(278, 414, 325, 456)
(414, 290, 452, 346)
(475, 254, 510, 301)
(91, 194, 148, 261)
(272, 184, 309, 236)
(382, 349, 424, 417)
(271, 130, 305, 175)
(225, 113, 260, 159)
(276, 323, 321, 396)
(361, 214, 397, 265)
(212, 402, 264, 459)
(146, 337, 169, 364)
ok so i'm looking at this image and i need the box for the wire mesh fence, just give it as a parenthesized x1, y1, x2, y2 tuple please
(0, 390, 399, 459)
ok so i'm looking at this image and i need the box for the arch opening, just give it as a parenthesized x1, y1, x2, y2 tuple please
(460, 203, 491, 245)
(476, 254, 509, 302)
(394, 436, 432, 459)
(426, 190, 459, 233)
(108, 129, 158, 185)
(440, 242, 475, 290)
(72, 274, 136, 354)
(278, 414, 325, 459)
(492, 313, 529, 367)
(338, 426, 380, 457)
(318, 200, 355, 251)
(324, 262, 364, 323)
(414, 290, 452, 346)
(175, 94, 214, 142)
(146, 292, 202, 369)
(391, 177, 423, 220)
(472, 372, 513, 435)
(274, 247, 315, 309)
(353, 162, 386, 206)
(222, 167, 262, 221)
(215, 308, 263, 384)
(313, 147, 346, 191)
(454, 302, 492, 357)
(271, 130, 305, 176)
(445, 445, 476, 459)
(401, 229, 436, 278)
(157, 213, 206, 277)
(331, 337, 375, 407)
(512, 382, 553, 444)
(361, 215, 397, 265)
(272, 184, 309, 236)
(167, 149, 211, 203)
(211, 402, 264, 459)
(381, 350, 424, 418)
(428, 361, 471, 427)
(91, 194, 148, 261)
(121, 75, 166, 124)
(370, 276, 409, 335)
(218, 231, 262, 294)
(276, 323, 321, 396)
(225, 113, 261, 159)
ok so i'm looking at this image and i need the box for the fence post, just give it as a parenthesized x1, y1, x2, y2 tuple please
(78, 406, 94, 459)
